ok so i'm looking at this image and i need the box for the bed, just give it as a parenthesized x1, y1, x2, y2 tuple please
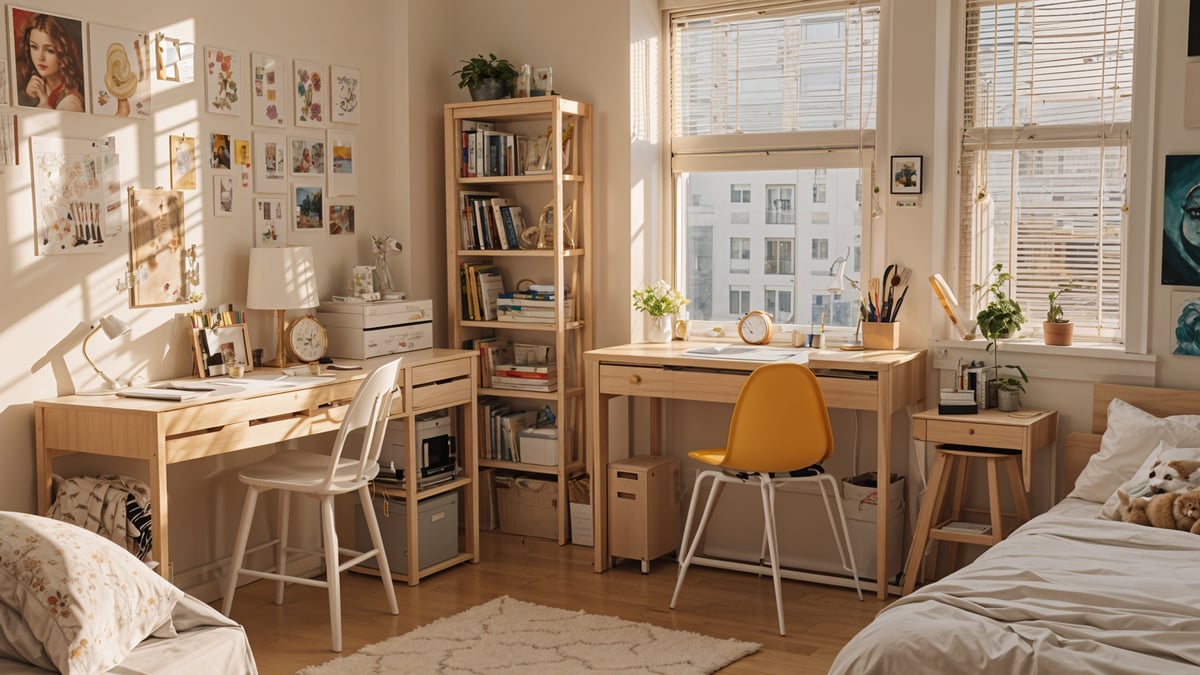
(831, 384, 1200, 674)
(0, 511, 257, 674)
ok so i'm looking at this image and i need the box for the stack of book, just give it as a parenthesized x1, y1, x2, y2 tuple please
(496, 289, 573, 324)
(491, 362, 557, 393)
(939, 388, 978, 415)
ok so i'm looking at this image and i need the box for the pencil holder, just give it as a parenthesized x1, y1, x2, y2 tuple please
(862, 322, 900, 350)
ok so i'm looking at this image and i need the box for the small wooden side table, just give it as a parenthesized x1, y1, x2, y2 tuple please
(901, 408, 1058, 595)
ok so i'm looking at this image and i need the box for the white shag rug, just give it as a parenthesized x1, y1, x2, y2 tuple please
(298, 596, 759, 674)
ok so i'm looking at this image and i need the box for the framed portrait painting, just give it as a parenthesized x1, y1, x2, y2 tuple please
(127, 188, 186, 307)
(293, 59, 327, 127)
(330, 64, 360, 124)
(890, 155, 922, 194)
(88, 23, 151, 118)
(9, 6, 88, 113)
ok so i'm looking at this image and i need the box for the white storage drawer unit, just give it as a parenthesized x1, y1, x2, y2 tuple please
(318, 299, 433, 359)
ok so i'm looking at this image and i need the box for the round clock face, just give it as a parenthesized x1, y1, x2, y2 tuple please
(737, 310, 774, 345)
(287, 316, 328, 362)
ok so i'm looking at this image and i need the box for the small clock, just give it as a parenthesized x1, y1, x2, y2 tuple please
(737, 310, 774, 345)
(286, 315, 328, 363)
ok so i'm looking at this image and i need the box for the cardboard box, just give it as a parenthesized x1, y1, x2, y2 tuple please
(518, 427, 558, 466)
(495, 474, 557, 539)
(318, 298, 434, 359)
(355, 491, 459, 571)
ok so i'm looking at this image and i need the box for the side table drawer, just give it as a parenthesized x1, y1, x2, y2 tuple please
(922, 419, 1024, 449)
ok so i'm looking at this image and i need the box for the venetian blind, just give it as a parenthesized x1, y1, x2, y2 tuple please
(959, 0, 1135, 340)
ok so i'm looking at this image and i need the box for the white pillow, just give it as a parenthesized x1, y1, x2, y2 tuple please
(1069, 398, 1200, 502)
(1098, 443, 1200, 519)
(0, 512, 183, 674)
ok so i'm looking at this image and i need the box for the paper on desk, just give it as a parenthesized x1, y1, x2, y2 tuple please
(684, 346, 809, 363)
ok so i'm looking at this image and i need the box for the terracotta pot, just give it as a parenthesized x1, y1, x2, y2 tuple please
(1043, 321, 1073, 346)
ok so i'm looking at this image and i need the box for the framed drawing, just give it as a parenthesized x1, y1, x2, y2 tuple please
(253, 131, 286, 193)
(250, 52, 286, 127)
(191, 323, 253, 378)
(204, 46, 241, 115)
(9, 6, 87, 113)
(88, 23, 151, 118)
(127, 188, 186, 307)
(292, 181, 324, 232)
(293, 59, 327, 127)
(210, 132, 230, 169)
(328, 203, 354, 235)
(30, 136, 119, 256)
(890, 155, 922, 194)
(289, 134, 325, 176)
(170, 134, 196, 189)
(327, 130, 356, 195)
(254, 196, 286, 247)
(213, 175, 233, 217)
(330, 64, 360, 123)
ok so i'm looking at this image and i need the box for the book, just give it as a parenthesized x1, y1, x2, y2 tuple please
(498, 203, 521, 249)
(938, 402, 978, 415)
(494, 362, 556, 375)
(940, 521, 992, 535)
(491, 376, 558, 392)
(493, 370, 557, 381)
(476, 267, 505, 321)
(117, 384, 216, 401)
(499, 409, 538, 461)
(939, 388, 976, 402)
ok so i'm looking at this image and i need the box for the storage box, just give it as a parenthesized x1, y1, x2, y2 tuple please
(569, 502, 593, 546)
(518, 427, 559, 466)
(355, 491, 459, 571)
(495, 474, 557, 539)
(862, 321, 900, 350)
(318, 298, 434, 359)
(607, 456, 681, 566)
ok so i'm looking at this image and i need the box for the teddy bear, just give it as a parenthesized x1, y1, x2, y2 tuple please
(1119, 488, 1200, 533)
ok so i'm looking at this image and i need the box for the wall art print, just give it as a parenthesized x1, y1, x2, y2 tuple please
(213, 175, 233, 217)
(292, 181, 323, 232)
(254, 196, 286, 247)
(9, 6, 87, 112)
(250, 52, 285, 127)
(253, 131, 285, 194)
(1163, 155, 1200, 286)
(204, 46, 241, 115)
(127, 188, 186, 307)
(210, 132, 230, 169)
(289, 135, 324, 176)
(330, 64, 359, 124)
(327, 129, 356, 195)
(170, 134, 195, 190)
(293, 59, 327, 128)
(0, 58, 9, 105)
(328, 203, 354, 235)
(88, 23, 151, 118)
(30, 136, 119, 255)
(1174, 291, 1200, 356)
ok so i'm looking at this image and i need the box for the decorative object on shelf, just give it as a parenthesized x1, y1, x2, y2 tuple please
(350, 265, 375, 299)
(994, 365, 1028, 412)
(516, 64, 531, 97)
(633, 281, 689, 344)
(372, 235, 404, 299)
(453, 53, 518, 101)
(1043, 279, 1075, 346)
(890, 155, 922, 194)
(77, 314, 131, 395)
(930, 273, 977, 339)
(246, 246, 319, 368)
(535, 199, 575, 249)
(531, 66, 553, 96)
(827, 247, 865, 349)
(190, 323, 252, 378)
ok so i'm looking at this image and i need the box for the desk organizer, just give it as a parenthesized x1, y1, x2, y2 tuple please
(862, 322, 900, 350)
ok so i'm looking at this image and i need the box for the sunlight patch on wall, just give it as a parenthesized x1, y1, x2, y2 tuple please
(630, 36, 659, 145)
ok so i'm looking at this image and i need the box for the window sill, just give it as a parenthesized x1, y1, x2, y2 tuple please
(929, 337, 1156, 384)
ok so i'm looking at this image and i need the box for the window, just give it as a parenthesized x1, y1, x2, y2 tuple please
(765, 238, 794, 275)
(765, 288, 794, 323)
(812, 238, 829, 260)
(959, 0, 1135, 341)
(671, 2, 879, 330)
(730, 237, 750, 273)
(766, 184, 795, 224)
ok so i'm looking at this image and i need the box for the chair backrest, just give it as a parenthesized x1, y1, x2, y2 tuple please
(720, 362, 834, 474)
(321, 358, 402, 490)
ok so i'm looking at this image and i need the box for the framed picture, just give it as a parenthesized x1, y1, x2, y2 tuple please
(294, 59, 327, 127)
(328, 203, 354, 235)
(327, 130, 356, 195)
(890, 155, 922, 194)
(30, 136, 119, 255)
(253, 131, 286, 193)
(289, 135, 325, 176)
(213, 175, 233, 217)
(330, 64, 360, 124)
(210, 133, 231, 169)
(292, 180, 324, 232)
(9, 6, 87, 113)
(88, 24, 151, 118)
(1164, 155, 1200, 286)
(204, 46, 242, 115)
(254, 196, 286, 247)
(250, 52, 286, 127)
(191, 324, 253, 378)
(127, 188, 186, 307)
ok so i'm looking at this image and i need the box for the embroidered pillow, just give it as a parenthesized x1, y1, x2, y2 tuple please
(0, 512, 182, 674)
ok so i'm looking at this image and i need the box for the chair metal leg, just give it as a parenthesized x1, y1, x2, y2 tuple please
(759, 478, 786, 636)
(671, 471, 722, 609)
(358, 485, 399, 615)
(275, 490, 291, 605)
(819, 475, 862, 600)
(222, 485, 259, 617)
(320, 496, 343, 652)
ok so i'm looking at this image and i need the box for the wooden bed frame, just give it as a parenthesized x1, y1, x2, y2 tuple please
(1061, 383, 1200, 496)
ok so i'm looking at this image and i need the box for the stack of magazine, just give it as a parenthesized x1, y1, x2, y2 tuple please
(938, 388, 978, 415)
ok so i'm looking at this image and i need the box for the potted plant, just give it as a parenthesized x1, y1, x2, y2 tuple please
(1043, 280, 1075, 346)
(994, 365, 1028, 412)
(453, 53, 519, 101)
(973, 263, 1026, 341)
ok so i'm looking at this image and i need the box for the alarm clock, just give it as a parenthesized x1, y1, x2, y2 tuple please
(737, 310, 774, 345)
(286, 315, 328, 363)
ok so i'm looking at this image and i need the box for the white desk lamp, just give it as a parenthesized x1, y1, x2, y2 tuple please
(827, 252, 865, 350)
(247, 246, 319, 368)
(78, 315, 132, 395)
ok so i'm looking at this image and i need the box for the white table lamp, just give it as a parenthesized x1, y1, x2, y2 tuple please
(79, 315, 132, 395)
(247, 247, 319, 368)
(827, 252, 864, 349)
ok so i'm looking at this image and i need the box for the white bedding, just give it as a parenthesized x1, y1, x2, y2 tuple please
(831, 510, 1200, 674)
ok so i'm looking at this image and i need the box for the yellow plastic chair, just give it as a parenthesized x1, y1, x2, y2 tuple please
(669, 362, 862, 635)
(222, 358, 402, 652)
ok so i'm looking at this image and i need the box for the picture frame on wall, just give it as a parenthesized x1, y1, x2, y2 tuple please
(9, 6, 88, 113)
(254, 196, 286, 247)
(204, 46, 242, 115)
(327, 129, 357, 195)
(330, 64, 360, 124)
(890, 155, 922, 195)
(289, 134, 325, 176)
(250, 52, 286, 127)
(253, 131, 286, 193)
(328, 203, 354, 235)
(293, 59, 327, 128)
(292, 180, 324, 232)
(128, 188, 186, 307)
(87, 23, 151, 118)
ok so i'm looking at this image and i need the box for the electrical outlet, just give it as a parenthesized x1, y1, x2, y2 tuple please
(933, 348, 958, 371)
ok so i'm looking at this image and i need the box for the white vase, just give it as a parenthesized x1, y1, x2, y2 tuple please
(646, 314, 672, 343)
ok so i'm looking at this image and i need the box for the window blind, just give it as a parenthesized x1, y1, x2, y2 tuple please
(959, 0, 1135, 340)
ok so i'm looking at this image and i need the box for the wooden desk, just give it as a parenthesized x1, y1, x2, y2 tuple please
(585, 342, 926, 599)
(34, 349, 479, 585)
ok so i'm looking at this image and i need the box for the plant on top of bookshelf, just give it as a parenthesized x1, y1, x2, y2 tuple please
(453, 53, 518, 101)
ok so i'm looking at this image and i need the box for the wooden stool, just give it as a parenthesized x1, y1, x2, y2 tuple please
(901, 445, 1031, 596)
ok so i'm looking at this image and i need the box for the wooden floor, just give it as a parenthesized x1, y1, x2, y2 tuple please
(224, 531, 891, 674)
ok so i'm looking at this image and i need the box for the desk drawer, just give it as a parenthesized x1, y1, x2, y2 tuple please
(412, 358, 471, 386)
(923, 419, 1024, 449)
(599, 365, 675, 398)
(412, 378, 470, 410)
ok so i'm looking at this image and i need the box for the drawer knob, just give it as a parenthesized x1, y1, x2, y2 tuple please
(967, 428, 975, 435)
(628, 374, 641, 384)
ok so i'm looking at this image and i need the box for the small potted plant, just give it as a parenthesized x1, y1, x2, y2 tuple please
(453, 53, 519, 101)
(632, 280, 689, 343)
(994, 365, 1028, 412)
(1043, 280, 1075, 346)
(974, 263, 1025, 341)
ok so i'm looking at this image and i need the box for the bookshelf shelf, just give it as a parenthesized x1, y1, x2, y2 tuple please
(445, 96, 593, 546)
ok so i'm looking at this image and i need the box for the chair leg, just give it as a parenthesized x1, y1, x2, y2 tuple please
(986, 459, 1004, 546)
(320, 495, 343, 652)
(358, 486, 399, 615)
(671, 471, 722, 609)
(275, 490, 291, 606)
(222, 485, 260, 617)
(1005, 458, 1031, 525)
(817, 476, 862, 600)
(758, 478, 786, 636)
(902, 450, 950, 596)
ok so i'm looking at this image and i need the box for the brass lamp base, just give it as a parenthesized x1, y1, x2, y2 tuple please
(272, 308, 289, 369)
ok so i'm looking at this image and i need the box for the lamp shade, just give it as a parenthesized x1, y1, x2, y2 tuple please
(827, 258, 848, 294)
(247, 247, 319, 310)
(97, 314, 132, 339)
